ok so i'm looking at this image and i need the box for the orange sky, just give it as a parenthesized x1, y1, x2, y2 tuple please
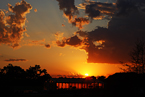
(0, 0, 145, 78)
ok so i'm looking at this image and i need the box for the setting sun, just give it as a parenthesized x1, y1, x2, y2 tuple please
(85, 73, 89, 76)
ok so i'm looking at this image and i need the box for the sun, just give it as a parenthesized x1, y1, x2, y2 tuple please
(85, 73, 89, 76)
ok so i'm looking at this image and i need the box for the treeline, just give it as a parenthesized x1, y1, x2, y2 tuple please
(103, 72, 145, 97)
(0, 64, 51, 94)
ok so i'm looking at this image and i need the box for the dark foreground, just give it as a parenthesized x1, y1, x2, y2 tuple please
(0, 64, 145, 97)
(1, 87, 145, 97)
(1, 89, 104, 97)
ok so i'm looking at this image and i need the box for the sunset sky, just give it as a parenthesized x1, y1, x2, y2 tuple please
(0, 0, 145, 77)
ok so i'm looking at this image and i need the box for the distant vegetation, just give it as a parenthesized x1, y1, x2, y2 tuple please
(0, 64, 51, 95)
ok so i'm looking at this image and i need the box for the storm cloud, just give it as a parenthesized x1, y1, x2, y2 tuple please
(56, 0, 145, 63)
(85, 1, 116, 20)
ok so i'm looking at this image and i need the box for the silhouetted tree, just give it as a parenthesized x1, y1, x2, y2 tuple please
(0, 64, 27, 94)
(26, 65, 41, 79)
(121, 40, 145, 74)
(0, 64, 51, 94)
(98, 76, 106, 82)
(0, 64, 25, 79)
(90, 76, 96, 79)
(24, 65, 51, 91)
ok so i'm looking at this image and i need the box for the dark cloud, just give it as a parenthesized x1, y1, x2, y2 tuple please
(57, 0, 79, 20)
(82, 0, 145, 20)
(0, 0, 32, 49)
(116, 0, 145, 16)
(57, 0, 89, 29)
(85, 4, 101, 19)
(56, 35, 82, 47)
(66, 35, 82, 46)
(10, 43, 21, 49)
(4, 58, 28, 62)
(56, 40, 66, 47)
(57, 0, 145, 64)
(76, 25, 145, 64)
(45, 44, 51, 49)
(81, 1, 116, 20)
(71, 17, 90, 29)
(57, 0, 116, 29)
(81, 0, 145, 63)
(75, 30, 88, 37)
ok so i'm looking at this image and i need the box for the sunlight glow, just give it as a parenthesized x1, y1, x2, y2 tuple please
(85, 73, 89, 76)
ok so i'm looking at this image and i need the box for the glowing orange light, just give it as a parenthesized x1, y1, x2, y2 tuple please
(85, 73, 89, 76)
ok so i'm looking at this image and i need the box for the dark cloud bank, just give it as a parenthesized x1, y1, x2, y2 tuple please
(56, 0, 145, 64)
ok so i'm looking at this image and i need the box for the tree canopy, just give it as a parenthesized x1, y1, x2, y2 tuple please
(120, 40, 145, 74)
(0, 64, 51, 94)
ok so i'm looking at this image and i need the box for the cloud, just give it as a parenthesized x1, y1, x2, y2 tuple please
(75, 30, 88, 37)
(55, 32, 64, 40)
(56, 35, 82, 47)
(56, 73, 85, 78)
(77, 3, 86, 10)
(71, 17, 90, 29)
(81, 0, 145, 63)
(62, 24, 65, 27)
(23, 39, 45, 45)
(34, 8, 37, 12)
(57, 0, 79, 20)
(56, 39, 66, 47)
(10, 42, 21, 49)
(45, 44, 51, 49)
(57, 0, 89, 29)
(22, 39, 51, 49)
(115, 0, 145, 16)
(77, 1, 116, 20)
(4, 58, 28, 62)
(56, 0, 145, 64)
(0, 0, 32, 49)
(25, 32, 30, 37)
(56, 0, 116, 29)
(66, 35, 82, 46)
(78, 0, 145, 20)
